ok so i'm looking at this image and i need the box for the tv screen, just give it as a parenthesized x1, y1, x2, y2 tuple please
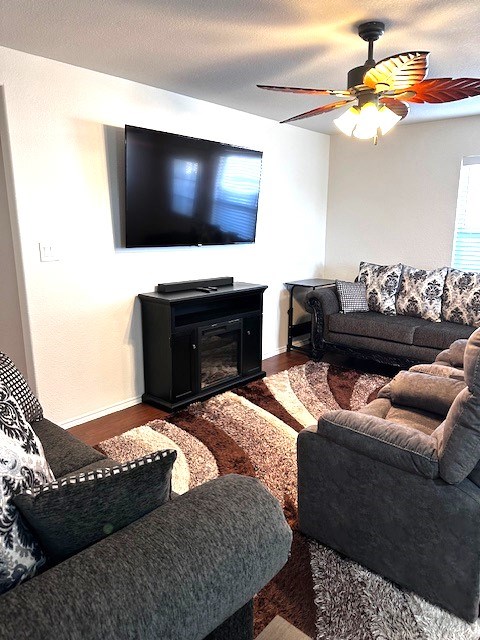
(124, 125, 263, 248)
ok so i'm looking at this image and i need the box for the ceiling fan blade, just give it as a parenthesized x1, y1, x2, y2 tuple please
(363, 52, 429, 92)
(379, 97, 410, 119)
(280, 99, 354, 124)
(401, 78, 480, 103)
(257, 84, 352, 97)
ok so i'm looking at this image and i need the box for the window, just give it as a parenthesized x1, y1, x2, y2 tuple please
(210, 155, 262, 240)
(171, 159, 199, 216)
(452, 156, 480, 271)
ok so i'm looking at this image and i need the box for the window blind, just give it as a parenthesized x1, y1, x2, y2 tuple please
(210, 155, 261, 240)
(452, 155, 480, 272)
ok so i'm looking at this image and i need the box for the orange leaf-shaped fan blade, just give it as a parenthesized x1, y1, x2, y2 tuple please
(402, 78, 480, 103)
(257, 84, 352, 97)
(280, 99, 354, 124)
(363, 52, 429, 91)
(379, 97, 410, 119)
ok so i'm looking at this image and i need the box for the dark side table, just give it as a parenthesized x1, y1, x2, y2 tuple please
(285, 278, 335, 354)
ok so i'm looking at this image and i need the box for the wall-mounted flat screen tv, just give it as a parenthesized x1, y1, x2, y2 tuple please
(124, 125, 263, 248)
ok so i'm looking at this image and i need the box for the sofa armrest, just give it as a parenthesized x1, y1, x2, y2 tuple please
(305, 286, 339, 358)
(316, 410, 439, 478)
(305, 286, 339, 317)
(0, 475, 292, 640)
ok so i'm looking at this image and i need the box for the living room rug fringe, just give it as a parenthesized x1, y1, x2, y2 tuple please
(98, 361, 479, 639)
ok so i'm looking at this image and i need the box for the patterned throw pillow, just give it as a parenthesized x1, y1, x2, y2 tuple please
(0, 353, 43, 423)
(336, 280, 369, 313)
(442, 269, 480, 327)
(358, 262, 403, 316)
(0, 381, 54, 594)
(14, 449, 177, 565)
(396, 266, 448, 322)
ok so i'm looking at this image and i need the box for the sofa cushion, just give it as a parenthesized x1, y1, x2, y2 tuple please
(14, 449, 177, 565)
(328, 312, 422, 344)
(412, 320, 475, 350)
(396, 265, 448, 322)
(0, 381, 55, 594)
(383, 406, 442, 435)
(335, 280, 369, 313)
(358, 261, 403, 316)
(0, 352, 43, 423)
(442, 269, 480, 327)
(358, 398, 441, 434)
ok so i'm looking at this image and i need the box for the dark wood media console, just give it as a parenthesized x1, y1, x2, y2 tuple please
(139, 282, 268, 411)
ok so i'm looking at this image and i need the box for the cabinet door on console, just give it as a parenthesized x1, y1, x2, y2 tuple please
(171, 330, 197, 402)
(242, 315, 262, 375)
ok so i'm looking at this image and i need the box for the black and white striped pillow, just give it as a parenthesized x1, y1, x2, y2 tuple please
(14, 449, 177, 564)
(336, 280, 369, 313)
(0, 352, 43, 423)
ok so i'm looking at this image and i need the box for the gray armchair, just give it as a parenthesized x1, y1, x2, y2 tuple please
(298, 328, 480, 621)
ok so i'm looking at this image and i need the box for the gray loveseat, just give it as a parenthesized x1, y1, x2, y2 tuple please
(306, 284, 475, 367)
(298, 328, 480, 622)
(1, 417, 292, 639)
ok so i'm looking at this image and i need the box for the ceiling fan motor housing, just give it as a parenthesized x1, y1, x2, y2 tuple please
(347, 65, 371, 90)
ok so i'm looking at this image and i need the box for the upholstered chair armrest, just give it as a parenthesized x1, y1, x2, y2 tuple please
(0, 475, 292, 640)
(317, 410, 439, 478)
(305, 286, 339, 317)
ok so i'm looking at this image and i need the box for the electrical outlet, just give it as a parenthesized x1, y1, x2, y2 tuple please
(39, 242, 59, 262)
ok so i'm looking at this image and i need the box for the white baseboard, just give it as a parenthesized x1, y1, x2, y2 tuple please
(262, 339, 309, 361)
(61, 344, 304, 429)
(262, 345, 287, 360)
(60, 395, 142, 430)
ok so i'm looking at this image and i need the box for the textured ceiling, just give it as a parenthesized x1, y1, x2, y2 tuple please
(1, 0, 480, 133)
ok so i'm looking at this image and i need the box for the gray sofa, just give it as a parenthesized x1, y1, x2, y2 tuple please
(298, 327, 480, 622)
(306, 284, 475, 366)
(1, 418, 292, 639)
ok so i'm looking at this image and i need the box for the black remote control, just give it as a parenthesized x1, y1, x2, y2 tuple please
(195, 287, 212, 293)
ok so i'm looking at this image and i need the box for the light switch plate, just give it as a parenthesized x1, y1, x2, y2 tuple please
(39, 242, 59, 262)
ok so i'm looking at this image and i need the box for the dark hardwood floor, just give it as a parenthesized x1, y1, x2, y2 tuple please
(70, 350, 310, 446)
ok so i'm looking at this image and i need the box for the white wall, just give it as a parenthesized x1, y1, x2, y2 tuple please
(0, 46, 330, 426)
(0, 133, 27, 374)
(325, 115, 480, 280)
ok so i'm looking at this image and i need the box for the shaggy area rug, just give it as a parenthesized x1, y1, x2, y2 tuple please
(97, 361, 480, 640)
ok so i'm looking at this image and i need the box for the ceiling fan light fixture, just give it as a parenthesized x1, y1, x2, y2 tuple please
(334, 102, 401, 140)
(377, 105, 402, 135)
(333, 106, 360, 136)
(352, 102, 379, 139)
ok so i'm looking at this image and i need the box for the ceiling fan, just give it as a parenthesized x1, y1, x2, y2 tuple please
(258, 21, 480, 142)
